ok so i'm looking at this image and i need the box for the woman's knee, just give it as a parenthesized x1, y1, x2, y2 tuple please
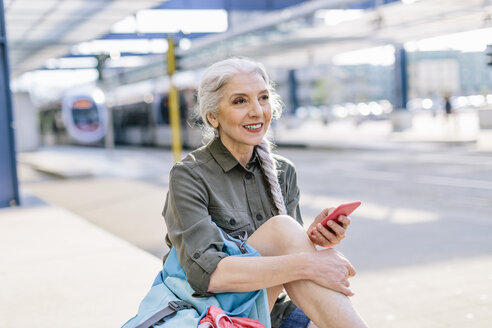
(248, 215, 314, 255)
(268, 215, 302, 231)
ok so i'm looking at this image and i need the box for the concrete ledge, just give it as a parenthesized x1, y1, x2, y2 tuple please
(0, 205, 161, 328)
(32, 164, 93, 179)
(389, 110, 413, 132)
(476, 129, 492, 152)
(478, 107, 492, 129)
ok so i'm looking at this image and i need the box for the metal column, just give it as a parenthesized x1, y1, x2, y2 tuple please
(0, 0, 20, 208)
(288, 69, 299, 113)
(394, 45, 408, 110)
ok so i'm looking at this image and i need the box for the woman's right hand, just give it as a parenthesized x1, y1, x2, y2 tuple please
(305, 248, 356, 296)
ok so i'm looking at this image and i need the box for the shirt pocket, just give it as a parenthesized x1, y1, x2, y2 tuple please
(209, 207, 252, 235)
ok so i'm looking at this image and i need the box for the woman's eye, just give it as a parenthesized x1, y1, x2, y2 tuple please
(233, 98, 246, 104)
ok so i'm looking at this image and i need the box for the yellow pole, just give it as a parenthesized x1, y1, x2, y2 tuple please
(169, 85, 182, 162)
(167, 36, 182, 162)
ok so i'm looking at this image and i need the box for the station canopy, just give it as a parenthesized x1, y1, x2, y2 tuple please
(4, 0, 492, 78)
(4, 0, 167, 75)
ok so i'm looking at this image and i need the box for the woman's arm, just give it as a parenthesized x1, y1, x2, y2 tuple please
(164, 164, 231, 296)
(208, 253, 307, 293)
(208, 245, 355, 296)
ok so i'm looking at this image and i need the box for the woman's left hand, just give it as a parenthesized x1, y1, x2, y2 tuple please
(307, 207, 351, 248)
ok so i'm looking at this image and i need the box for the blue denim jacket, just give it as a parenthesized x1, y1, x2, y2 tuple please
(122, 226, 271, 328)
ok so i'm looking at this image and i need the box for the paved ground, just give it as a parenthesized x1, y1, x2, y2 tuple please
(3, 113, 492, 327)
(0, 200, 161, 328)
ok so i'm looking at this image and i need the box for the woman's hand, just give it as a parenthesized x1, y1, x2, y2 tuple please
(307, 207, 351, 248)
(306, 248, 356, 296)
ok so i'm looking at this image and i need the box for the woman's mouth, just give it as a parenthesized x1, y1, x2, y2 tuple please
(243, 123, 263, 132)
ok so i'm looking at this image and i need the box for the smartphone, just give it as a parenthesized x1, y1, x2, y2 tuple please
(320, 201, 361, 228)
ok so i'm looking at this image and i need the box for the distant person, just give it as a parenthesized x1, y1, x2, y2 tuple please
(128, 58, 368, 328)
(444, 94, 453, 117)
(443, 93, 457, 132)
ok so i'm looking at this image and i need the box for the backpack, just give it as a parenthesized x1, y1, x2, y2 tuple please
(198, 305, 266, 328)
(121, 227, 271, 328)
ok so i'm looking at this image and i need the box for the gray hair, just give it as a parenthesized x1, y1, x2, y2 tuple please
(196, 57, 287, 215)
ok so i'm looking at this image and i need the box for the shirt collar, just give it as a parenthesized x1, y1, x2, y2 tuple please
(208, 137, 261, 172)
(247, 149, 261, 170)
(208, 138, 240, 172)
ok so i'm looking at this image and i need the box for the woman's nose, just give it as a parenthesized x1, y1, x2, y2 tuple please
(249, 100, 263, 116)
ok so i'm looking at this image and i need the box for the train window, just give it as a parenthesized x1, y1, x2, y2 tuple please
(71, 99, 100, 131)
(114, 103, 150, 127)
(62, 93, 107, 144)
(159, 94, 188, 125)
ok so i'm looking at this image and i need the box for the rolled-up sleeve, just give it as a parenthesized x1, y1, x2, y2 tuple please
(163, 163, 228, 296)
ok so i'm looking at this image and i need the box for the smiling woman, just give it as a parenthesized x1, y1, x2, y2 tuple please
(206, 71, 273, 166)
(124, 58, 368, 328)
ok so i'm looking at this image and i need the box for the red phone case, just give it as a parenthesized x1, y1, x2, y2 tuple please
(320, 201, 361, 227)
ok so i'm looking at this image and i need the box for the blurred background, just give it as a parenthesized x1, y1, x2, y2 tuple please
(1, 0, 492, 327)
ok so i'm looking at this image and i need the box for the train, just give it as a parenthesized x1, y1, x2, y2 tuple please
(38, 74, 204, 150)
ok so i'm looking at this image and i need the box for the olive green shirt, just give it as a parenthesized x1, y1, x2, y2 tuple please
(162, 137, 302, 297)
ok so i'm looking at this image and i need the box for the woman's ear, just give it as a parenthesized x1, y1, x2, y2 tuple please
(207, 112, 219, 129)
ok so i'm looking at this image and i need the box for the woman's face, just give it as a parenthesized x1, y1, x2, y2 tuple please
(208, 71, 272, 154)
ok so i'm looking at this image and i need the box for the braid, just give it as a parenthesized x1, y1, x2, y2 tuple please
(256, 139, 287, 215)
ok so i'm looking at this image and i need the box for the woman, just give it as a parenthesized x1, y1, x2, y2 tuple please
(163, 57, 367, 328)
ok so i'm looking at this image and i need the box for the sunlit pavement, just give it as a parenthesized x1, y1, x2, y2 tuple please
(351, 255, 492, 327)
(0, 202, 162, 328)
(3, 115, 492, 327)
(275, 110, 487, 151)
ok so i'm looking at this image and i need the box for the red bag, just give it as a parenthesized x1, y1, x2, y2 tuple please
(198, 305, 266, 328)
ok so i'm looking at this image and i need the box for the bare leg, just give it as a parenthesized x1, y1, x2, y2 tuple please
(266, 284, 284, 312)
(247, 215, 368, 328)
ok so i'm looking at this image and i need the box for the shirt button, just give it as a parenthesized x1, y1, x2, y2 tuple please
(229, 218, 236, 226)
(245, 172, 253, 180)
(256, 214, 263, 221)
(193, 252, 200, 259)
